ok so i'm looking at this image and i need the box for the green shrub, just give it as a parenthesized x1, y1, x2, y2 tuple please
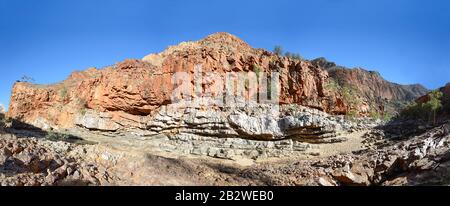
(424, 90, 443, 124)
(341, 85, 361, 108)
(80, 108, 87, 116)
(345, 110, 358, 121)
(369, 109, 381, 119)
(286, 53, 303, 61)
(324, 80, 362, 119)
(253, 64, 261, 79)
(402, 102, 423, 118)
(19, 75, 35, 83)
(273, 46, 283, 56)
(382, 113, 394, 122)
(59, 87, 68, 99)
(366, 106, 394, 121)
(402, 90, 443, 124)
(285, 52, 291, 58)
(341, 86, 362, 119)
(76, 98, 88, 116)
(324, 79, 341, 92)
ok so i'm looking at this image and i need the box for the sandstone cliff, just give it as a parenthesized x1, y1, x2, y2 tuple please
(6, 33, 427, 137)
(7, 33, 347, 134)
(2, 33, 449, 187)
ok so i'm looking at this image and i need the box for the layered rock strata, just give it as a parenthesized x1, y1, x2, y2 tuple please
(7, 33, 350, 142)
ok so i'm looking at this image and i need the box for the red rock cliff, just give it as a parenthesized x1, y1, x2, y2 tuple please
(312, 57, 429, 116)
(7, 33, 350, 130)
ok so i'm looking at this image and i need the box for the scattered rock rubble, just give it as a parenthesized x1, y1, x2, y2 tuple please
(1, 119, 449, 186)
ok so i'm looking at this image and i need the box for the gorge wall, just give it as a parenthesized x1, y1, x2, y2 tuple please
(311, 57, 429, 116)
(6, 33, 428, 140)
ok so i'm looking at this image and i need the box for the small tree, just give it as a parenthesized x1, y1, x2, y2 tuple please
(19, 75, 35, 83)
(59, 87, 68, 99)
(273, 46, 283, 56)
(423, 90, 443, 125)
(291, 53, 303, 61)
(285, 52, 291, 58)
(341, 85, 361, 119)
(324, 79, 341, 91)
(402, 90, 443, 125)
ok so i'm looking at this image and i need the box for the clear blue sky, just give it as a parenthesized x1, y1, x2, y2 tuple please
(1, 0, 449, 109)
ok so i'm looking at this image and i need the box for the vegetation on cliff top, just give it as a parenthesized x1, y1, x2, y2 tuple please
(401, 90, 444, 124)
(325, 79, 395, 121)
(273, 46, 304, 61)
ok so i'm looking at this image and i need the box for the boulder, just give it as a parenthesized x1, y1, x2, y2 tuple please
(75, 111, 120, 132)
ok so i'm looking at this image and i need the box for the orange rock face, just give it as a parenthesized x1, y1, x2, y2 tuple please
(312, 58, 429, 116)
(327, 68, 428, 102)
(7, 32, 348, 130)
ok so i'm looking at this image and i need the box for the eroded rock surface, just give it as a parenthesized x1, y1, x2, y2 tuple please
(1, 121, 449, 186)
(0, 134, 100, 186)
(2, 33, 447, 186)
(7, 33, 350, 136)
(312, 57, 429, 116)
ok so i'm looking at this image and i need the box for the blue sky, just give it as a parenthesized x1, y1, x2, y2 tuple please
(1, 0, 449, 109)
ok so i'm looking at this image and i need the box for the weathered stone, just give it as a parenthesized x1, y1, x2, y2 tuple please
(75, 111, 120, 132)
(228, 112, 282, 140)
(7, 33, 350, 135)
(312, 58, 429, 116)
(332, 170, 369, 186)
(317, 177, 335, 186)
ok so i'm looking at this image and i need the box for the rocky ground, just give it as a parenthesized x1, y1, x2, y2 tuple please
(2, 109, 449, 186)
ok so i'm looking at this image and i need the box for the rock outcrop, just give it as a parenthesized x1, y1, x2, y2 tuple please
(7, 33, 350, 140)
(0, 134, 102, 186)
(236, 121, 450, 186)
(2, 32, 449, 187)
(2, 120, 448, 186)
(311, 57, 429, 116)
(5, 33, 429, 143)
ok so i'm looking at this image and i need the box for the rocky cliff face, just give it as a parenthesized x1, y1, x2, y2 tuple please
(7, 33, 349, 138)
(312, 57, 429, 116)
(6, 33, 427, 140)
(3, 33, 449, 186)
